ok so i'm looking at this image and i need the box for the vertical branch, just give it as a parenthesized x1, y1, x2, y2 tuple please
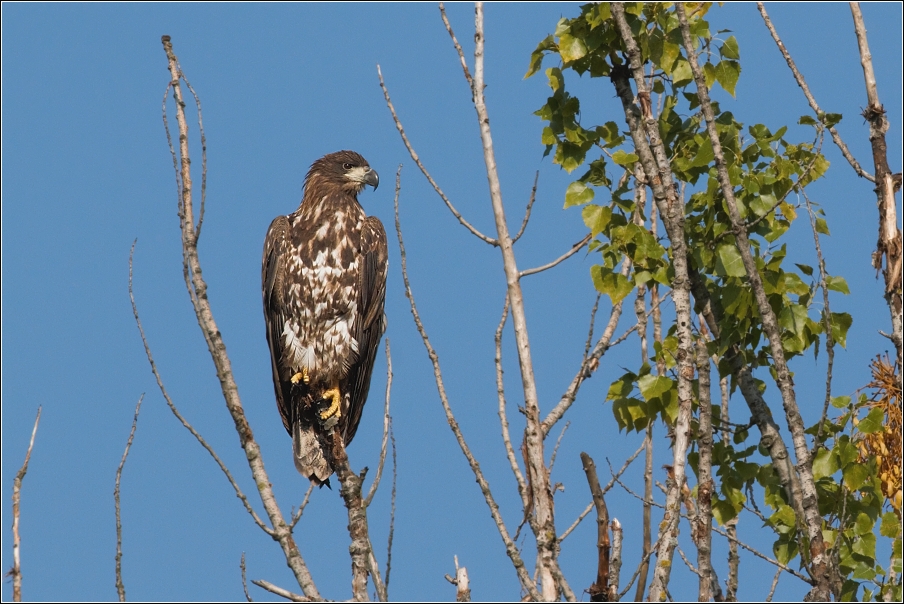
(496, 294, 528, 507)
(609, 519, 623, 602)
(10, 407, 42, 603)
(159, 36, 320, 600)
(580, 453, 611, 602)
(725, 517, 739, 601)
(115, 395, 144, 602)
(384, 421, 397, 594)
(850, 2, 903, 369)
(330, 435, 385, 602)
(365, 340, 393, 507)
(694, 339, 717, 602)
(609, 6, 697, 599)
(469, 4, 557, 598)
(675, 6, 835, 598)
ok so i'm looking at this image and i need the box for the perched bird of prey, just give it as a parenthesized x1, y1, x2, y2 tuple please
(262, 150, 387, 486)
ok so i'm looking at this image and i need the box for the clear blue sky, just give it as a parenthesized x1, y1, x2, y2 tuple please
(2, 3, 901, 602)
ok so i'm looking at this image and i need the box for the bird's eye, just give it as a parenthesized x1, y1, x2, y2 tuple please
(343, 163, 353, 170)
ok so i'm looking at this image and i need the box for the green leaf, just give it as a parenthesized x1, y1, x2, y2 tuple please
(672, 59, 693, 86)
(852, 531, 876, 560)
(779, 304, 809, 338)
(606, 372, 636, 401)
(637, 375, 673, 401)
(591, 266, 634, 305)
(712, 499, 739, 525)
(843, 463, 870, 491)
(815, 217, 831, 235)
(795, 263, 814, 276)
(881, 512, 901, 538)
(826, 275, 850, 295)
(812, 447, 839, 479)
(773, 538, 799, 566)
(564, 181, 595, 208)
(612, 397, 648, 432)
(857, 406, 885, 434)
(798, 115, 817, 126)
(559, 32, 588, 64)
(830, 312, 852, 348)
(582, 204, 612, 237)
(720, 35, 740, 60)
(822, 112, 843, 128)
(854, 511, 876, 536)
(611, 150, 639, 166)
(525, 35, 555, 79)
(831, 395, 852, 409)
(716, 243, 746, 277)
(715, 60, 740, 97)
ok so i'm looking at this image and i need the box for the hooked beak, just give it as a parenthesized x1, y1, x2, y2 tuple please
(364, 168, 379, 190)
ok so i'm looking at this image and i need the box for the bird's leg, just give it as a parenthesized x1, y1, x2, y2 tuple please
(291, 367, 310, 385)
(319, 381, 342, 420)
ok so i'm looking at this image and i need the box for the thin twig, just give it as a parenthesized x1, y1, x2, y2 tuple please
(617, 546, 658, 601)
(10, 406, 41, 603)
(129, 240, 272, 535)
(548, 422, 570, 475)
(366, 339, 394, 507)
(512, 172, 539, 243)
(251, 580, 310, 602)
(519, 234, 592, 278)
(439, 3, 474, 89)
(115, 395, 144, 602)
(289, 484, 314, 531)
(805, 190, 837, 451)
(180, 75, 207, 242)
(241, 553, 253, 602)
(377, 65, 497, 246)
(394, 164, 540, 600)
(765, 567, 782, 602)
(755, 2, 874, 182)
(385, 420, 397, 594)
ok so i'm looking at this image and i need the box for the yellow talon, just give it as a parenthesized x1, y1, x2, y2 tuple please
(319, 387, 341, 420)
(291, 368, 310, 385)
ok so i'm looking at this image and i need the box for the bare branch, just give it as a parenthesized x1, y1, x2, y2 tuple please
(756, 2, 875, 182)
(180, 74, 207, 242)
(558, 442, 644, 543)
(129, 240, 272, 535)
(805, 191, 837, 452)
(694, 338, 717, 602)
(159, 36, 319, 598)
(251, 580, 310, 602)
(365, 339, 393, 507)
(765, 567, 782, 602)
(519, 233, 592, 277)
(725, 517, 739, 601)
(241, 553, 253, 602)
(438, 4, 474, 89)
(495, 294, 528, 507)
(393, 165, 540, 600)
(849, 1, 903, 369)
(289, 484, 314, 531)
(609, 519, 623, 601)
(548, 422, 569, 475)
(580, 453, 611, 602)
(115, 395, 144, 602)
(10, 406, 41, 603)
(540, 259, 640, 437)
(512, 172, 539, 244)
(384, 421, 397, 594)
(453, 556, 472, 602)
(376, 65, 497, 246)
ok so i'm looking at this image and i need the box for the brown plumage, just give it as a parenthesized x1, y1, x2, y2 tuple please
(262, 150, 387, 486)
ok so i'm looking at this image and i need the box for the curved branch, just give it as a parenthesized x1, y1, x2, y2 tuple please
(365, 339, 393, 507)
(377, 65, 498, 246)
(512, 172, 539, 244)
(519, 234, 591, 277)
(115, 395, 144, 602)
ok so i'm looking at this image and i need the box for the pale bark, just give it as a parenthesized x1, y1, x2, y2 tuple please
(850, 2, 903, 369)
(160, 36, 320, 600)
(674, 7, 831, 597)
(694, 340, 717, 602)
(11, 407, 41, 603)
(115, 395, 144, 602)
(609, 5, 698, 600)
(581, 453, 611, 602)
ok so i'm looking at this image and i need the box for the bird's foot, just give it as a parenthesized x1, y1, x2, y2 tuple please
(319, 387, 342, 421)
(290, 368, 310, 385)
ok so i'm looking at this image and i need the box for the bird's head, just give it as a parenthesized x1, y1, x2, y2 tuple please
(305, 150, 379, 196)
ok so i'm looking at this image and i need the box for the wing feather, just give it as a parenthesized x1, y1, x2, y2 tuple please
(342, 216, 388, 444)
(262, 215, 293, 433)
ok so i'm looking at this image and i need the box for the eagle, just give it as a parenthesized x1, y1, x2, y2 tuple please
(262, 150, 387, 486)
